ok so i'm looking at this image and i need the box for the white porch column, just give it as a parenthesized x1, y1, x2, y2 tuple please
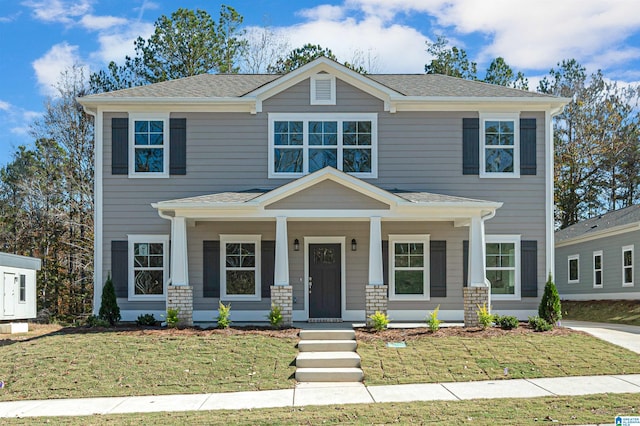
(368, 216, 383, 285)
(170, 216, 189, 286)
(274, 216, 290, 286)
(468, 215, 487, 288)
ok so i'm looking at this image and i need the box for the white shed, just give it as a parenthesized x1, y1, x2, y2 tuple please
(0, 252, 41, 321)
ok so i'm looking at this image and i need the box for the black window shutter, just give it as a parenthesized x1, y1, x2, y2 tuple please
(382, 241, 389, 286)
(521, 240, 538, 297)
(112, 118, 128, 175)
(520, 118, 536, 175)
(170, 118, 187, 175)
(203, 241, 220, 298)
(430, 240, 447, 297)
(462, 118, 479, 175)
(462, 240, 469, 287)
(261, 241, 276, 298)
(111, 240, 128, 297)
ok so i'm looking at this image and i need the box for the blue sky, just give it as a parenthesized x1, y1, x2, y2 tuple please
(1, 0, 640, 167)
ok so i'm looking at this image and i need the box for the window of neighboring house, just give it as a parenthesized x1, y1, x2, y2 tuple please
(129, 113, 169, 177)
(220, 235, 261, 301)
(480, 113, 520, 178)
(568, 254, 579, 284)
(623, 245, 634, 287)
(128, 235, 169, 301)
(486, 235, 521, 300)
(388, 234, 430, 301)
(269, 113, 377, 178)
(310, 74, 336, 105)
(593, 251, 603, 288)
(19, 274, 26, 303)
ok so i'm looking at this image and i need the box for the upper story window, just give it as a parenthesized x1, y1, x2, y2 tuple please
(623, 245, 634, 287)
(269, 113, 377, 178)
(129, 113, 169, 178)
(128, 234, 169, 301)
(479, 113, 520, 178)
(388, 234, 430, 301)
(486, 235, 521, 300)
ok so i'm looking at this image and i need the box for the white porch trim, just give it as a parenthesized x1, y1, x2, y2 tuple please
(274, 216, 290, 286)
(170, 216, 189, 286)
(368, 217, 384, 286)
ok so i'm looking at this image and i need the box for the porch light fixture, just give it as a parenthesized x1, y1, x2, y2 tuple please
(293, 239, 300, 251)
(351, 239, 357, 251)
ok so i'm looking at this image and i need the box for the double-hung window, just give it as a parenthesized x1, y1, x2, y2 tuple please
(623, 245, 634, 287)
(128, 235, 169, 301)
(129, 113, 169, 177)
(388, 235, 429, 300)
(486, 235, 521, 300)
(220, 235, 261, 301)
(568, 254, 579, 284)
(480, 113, 519, 177)
(593, 251, 603, 288)
(269, 113, 377, 178)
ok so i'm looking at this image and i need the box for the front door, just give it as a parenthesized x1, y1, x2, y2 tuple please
(3, 273, 15, 316)
(309, 244, 341, 318)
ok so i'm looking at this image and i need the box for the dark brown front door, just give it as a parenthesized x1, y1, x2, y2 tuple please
(309, 243, 341, 318)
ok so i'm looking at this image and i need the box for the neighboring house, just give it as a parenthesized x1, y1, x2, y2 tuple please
(0, 252, 41, 321)
(555, 205, 640, 300)
(78, 57, 567, 326)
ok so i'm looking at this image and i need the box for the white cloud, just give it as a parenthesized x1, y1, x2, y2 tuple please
(22, 0, 91, 25)
(80, 14, 128, 31)
(90, 21, 154, 64)
(298, 5, 346, 21)
(32, 42, 85, 96)
(0, 100, 10, 111)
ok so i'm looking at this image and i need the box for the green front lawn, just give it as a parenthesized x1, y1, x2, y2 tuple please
(562, 300, 640, 326)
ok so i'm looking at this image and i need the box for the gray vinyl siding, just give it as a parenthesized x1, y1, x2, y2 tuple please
(265, 180, 390, 210)
(555, 230, 640, 297)
(102, 77, 548, 312)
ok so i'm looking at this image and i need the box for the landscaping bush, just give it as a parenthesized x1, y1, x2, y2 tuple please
(217, 302, 232, 328)
(99, 274, 120, 326)
(136, 313, 157, 326)
(529, 316, 553, 332)
(267, 304, 283, 328)
(369, 311, 390, 331)
(494, 315, 519, 330)
(476, 303, 494, 329)
(426, 305, 441, 332)
(86, 315, 110, 328)
(539, 273, 562, 325)
(166, 308, 179, 328)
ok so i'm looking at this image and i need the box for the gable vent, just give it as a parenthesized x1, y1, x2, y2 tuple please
(315, 79, 332, 101)
(310, 75, 336, 105)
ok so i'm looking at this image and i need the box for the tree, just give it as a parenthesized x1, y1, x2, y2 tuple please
(484, 57, 528, 90)
(424, 35, 477, 79)
(99, 274, 120, 325)
(90, 6, 246, 93)
(241, 26, 290, 73)
(538, 274, 561, 325)
(267, 44, 338, 74)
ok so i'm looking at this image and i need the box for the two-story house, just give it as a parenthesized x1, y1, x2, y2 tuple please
(78, 57, 567, 326)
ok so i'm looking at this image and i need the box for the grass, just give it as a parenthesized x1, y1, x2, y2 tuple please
(2, 393, 639, 425)
(358, 332, 640, 385)
(562, 300, 640, 326)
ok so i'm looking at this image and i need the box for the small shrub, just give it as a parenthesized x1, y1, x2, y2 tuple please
(136, 313, 157, 326)
(539, 273, 562, 325)
(369, 311, 390, 331)
(166, 308, 179, 328)
(267, 304, 283, 328)
(217, 302, 232, 329)
(476, 303, 494, 329)
(529, 315, 553, 332)
(426, 305, 441, 332)
(99, 273, 121, 326)
(86, 315, 110, 328)
(494, 315, 519, 330)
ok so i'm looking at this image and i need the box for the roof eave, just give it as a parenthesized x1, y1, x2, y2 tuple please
(390, 96, 571, 112)
(555, 222, 640, 247)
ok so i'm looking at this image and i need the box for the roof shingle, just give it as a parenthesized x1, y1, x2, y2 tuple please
(555, 205, 640, 243)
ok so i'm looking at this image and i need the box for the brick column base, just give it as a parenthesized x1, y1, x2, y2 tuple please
(270, 285, 293, 327)
(167, 285, 193, 327)
(463, 286, 489, 328)
(365, 285, 388, 326)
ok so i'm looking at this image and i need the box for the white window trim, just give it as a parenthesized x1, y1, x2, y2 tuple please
(220, 234, 262, 301)
(310, 74, 336, 105)
(486, 234, 521, 301)
(128, 112, 170, 178)
(479, 112, 520, 178)
(593, 250, 603, 289)
(388, 234, 430, 301)
(268, 113, 378, 179)
(623, 245, 634, 287)
(568, 254, 580, 284)
(127, 234, 169, 301)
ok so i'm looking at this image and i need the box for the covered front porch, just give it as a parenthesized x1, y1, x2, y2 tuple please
(152, 167, 502, 327)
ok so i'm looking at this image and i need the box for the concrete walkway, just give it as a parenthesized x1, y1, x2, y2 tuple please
(562, 320, 640, 354)
(1, 374, 639, 418)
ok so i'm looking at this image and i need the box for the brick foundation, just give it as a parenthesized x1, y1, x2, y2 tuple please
(463, 286, 489, 328)
(270, 285, 293, 327)
(365, 285, 388, 326)
(167, 285, 193, 327)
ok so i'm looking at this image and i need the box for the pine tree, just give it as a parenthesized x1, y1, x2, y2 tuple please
(99, 274, 121, 325)
(538, 273, 562, 325)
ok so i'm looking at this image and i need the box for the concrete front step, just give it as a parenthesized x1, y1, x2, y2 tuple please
(298, 339, 357, 352)
(295, 367, 364, 382)
(298, 329, 356, 341)
(296, 351, 361, 368)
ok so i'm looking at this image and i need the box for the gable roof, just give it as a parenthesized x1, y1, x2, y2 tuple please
(555, 204, 640, 245)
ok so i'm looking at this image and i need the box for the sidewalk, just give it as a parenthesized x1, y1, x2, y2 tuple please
(1, 374, 639, 418)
